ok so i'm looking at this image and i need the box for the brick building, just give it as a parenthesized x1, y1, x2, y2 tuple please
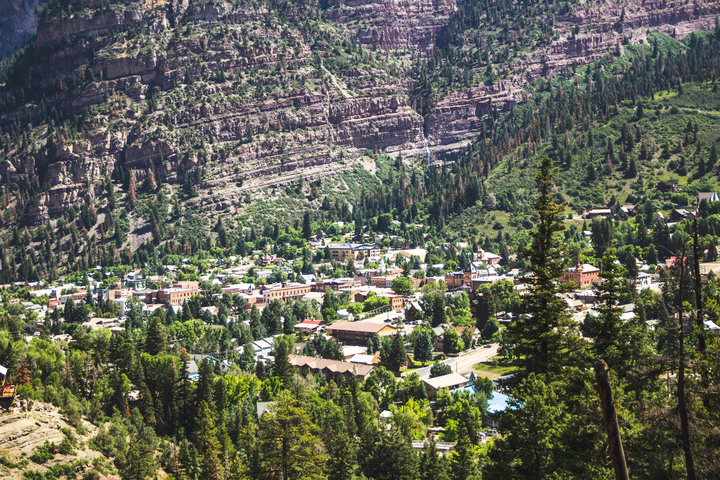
(262, 283, 312, 303)
(560, 263, 600, 288)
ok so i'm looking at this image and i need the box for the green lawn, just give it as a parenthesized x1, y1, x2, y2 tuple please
(473, 356, 521, 377)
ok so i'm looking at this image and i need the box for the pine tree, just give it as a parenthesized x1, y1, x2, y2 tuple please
(121, 435, 156, 480)
(197, 359, 215, 407)
(628, 156, 637, 177)
(582, 249, 629, 371)
(240, 340, 255, 371)
(420, 438, 450, 480)
(196, 401, 222, 480)
(258, 392, 326, 480)
(360, 429, 418, 480)
(450, 422, 480, 480)
(382, 334, 407, 372)
(216, 217, 228, 248)
(145, 316, 167, 355)
(326, 429, 356, 480)
(504, 157, 578, 375)
(302, 212, 312, 239)
(414, 331, 434, 364)
(273, 336, 294, 386)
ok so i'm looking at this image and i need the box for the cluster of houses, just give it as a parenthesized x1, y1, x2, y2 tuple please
(583, 191, 718, 220)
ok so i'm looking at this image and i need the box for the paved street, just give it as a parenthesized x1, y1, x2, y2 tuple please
(401, 343, 500, 379)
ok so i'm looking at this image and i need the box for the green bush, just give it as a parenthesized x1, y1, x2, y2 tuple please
(0, 455, 29, 468)
(30, 442, 57, 464)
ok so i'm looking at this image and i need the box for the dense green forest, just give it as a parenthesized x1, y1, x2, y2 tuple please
(2, 153, 720, 479)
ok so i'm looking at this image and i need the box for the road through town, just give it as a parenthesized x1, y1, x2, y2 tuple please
(401, 343, 500, 379)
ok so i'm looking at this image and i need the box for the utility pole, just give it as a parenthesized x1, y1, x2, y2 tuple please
(594, 360, 629, 480)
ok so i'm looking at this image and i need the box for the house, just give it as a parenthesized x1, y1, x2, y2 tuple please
(397, 248, 428, 262)
(656, 181, 678, 193)
(349, 352, 381, 365)
(146, 287, 198, 306)
(485, 391, 515, 428)
(636, 272, 653, 288)
(341, 345, 368, 359)
(445, 262, 486, 289)
(620, 205, 637, 215)
(704, 320, 720, 334)
(187, 360, 200, 381)
(294, 319, 323, 334)
(560, 263, 600, 288)
(222, 283, 255, 294)
(288, 354, 375, 381)
(405, 301, 423, 323)
(257, 401, 275, 417)
(326, 321, 396, 345)
(251, 338, 276, 359)
(199, 306, 219, 317)
(369, 276, 397, 288)
(671, 209, 695, 222)
(478, 251, 502, 265)
(238, 335, 279, 359)
(423, 373, 470, 398)
(433, 326, 480, 351)
(585, 208, 612, 218)
(81, 317, 124, 331)
(314, 278, 360, 292)
(123, 273, 147, 290)
(698, 192, 719, 204)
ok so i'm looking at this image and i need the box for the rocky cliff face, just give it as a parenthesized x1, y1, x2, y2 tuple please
(321, 0, 455, 51)
(0, 0, 426, 223)
(1, 0, 719, 228)
(422, 0, 720, 161)
(0, 0, 48, 59)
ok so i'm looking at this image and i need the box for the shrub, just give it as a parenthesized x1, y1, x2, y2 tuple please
(30, 442, 57, 464)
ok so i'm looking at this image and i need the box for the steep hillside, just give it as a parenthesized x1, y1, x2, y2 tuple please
(0, 0, 49, 59)
(0, 401, 110, 480)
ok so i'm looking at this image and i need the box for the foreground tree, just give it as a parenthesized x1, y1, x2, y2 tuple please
(258, 392, 326, 480)
(504, 156, 580, 375)
(196, 401, 222, 480)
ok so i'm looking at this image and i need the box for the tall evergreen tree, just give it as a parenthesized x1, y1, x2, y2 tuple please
(258, 392, 326, 480)
(582, 248, 639, 372)
(450, 422, 480, 480)
(302, 212, 312, 240)
(145, 316, 168, 356)
(121, 435, 156, 480)
(196, 401, 221, 480)
(382, 334, 407, 372)
(414, 331, 434, 364)
(273, 336, 294, 386)
(420, 438, 450, 480)
(504, 156, 579, 375)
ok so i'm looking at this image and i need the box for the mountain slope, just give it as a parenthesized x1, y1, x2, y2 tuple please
(1, 0, 720, 279)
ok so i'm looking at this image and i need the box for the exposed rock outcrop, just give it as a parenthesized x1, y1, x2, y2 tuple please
(1, 0, 719, 225)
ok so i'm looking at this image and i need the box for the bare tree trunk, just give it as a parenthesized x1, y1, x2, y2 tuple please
(594, 360, 630, 480)
(693, 218, 706, 352)
(677, 252, 697, 480)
